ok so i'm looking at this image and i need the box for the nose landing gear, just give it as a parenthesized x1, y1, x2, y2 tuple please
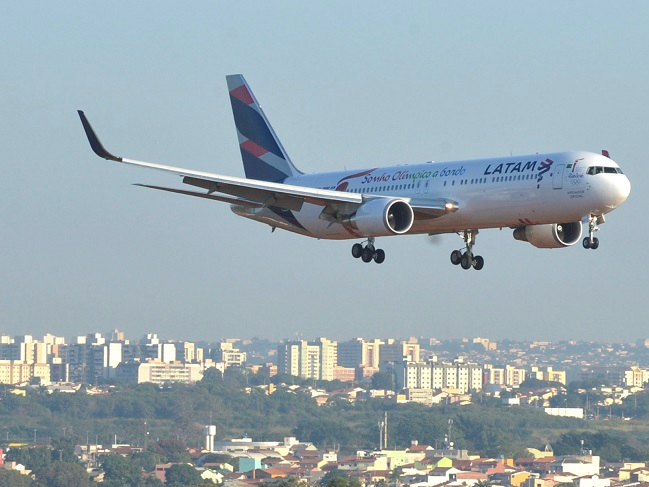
(351, 237, 385, 264)
(583, 214, 604, 250)
(450, 229, 484, 270)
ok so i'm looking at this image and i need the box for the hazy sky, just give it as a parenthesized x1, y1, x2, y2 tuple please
(1, 3, 647, 343)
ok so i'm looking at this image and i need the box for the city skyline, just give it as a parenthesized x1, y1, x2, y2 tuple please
(2, 3, 648, 343)
(2, 328, 649, 346)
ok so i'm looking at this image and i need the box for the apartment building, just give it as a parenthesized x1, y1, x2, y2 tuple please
(484, 364, 528, 387)
(624, 366, 649, 388)
(115, 360, 203, 384)
(213, 342, 247, 368)
(389, 358, 483, 393)
(0, 361, 50, 384)
(530, 365, 567, 385)
(277, 338, 337, 381)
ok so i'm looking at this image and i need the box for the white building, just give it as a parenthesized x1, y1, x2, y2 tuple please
(116, 360, 203, 384)
(277, 338, 337, 381)
(391, 358, 483, 393)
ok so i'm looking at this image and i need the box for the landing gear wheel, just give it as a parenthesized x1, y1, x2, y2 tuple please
(361, 247, 374, 263)
(374, 249, 385, 264)
(584, 214, 603, 250)
(582, 237, 600, 250)
(352, 243, 363, 258)
(452, 229, 481, 271)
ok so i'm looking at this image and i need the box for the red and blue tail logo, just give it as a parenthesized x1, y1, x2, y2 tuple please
(227, 75, 302, 183)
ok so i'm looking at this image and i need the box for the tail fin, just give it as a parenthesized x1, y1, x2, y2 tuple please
(226, 74, 303, 182)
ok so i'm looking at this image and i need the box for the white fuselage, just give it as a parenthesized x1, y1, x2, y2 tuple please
(231, 151, 630, 239)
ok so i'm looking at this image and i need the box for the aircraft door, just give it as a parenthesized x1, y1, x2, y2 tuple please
(553, 163, 565, 189)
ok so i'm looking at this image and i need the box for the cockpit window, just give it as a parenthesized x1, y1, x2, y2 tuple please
(586, 166, 623, 175)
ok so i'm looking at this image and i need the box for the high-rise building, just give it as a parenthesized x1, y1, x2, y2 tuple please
(277, 338, 337, 381)
(381, 339, 420, 363)
(337, 338, 383, 368)
(315, 338, 337, 381)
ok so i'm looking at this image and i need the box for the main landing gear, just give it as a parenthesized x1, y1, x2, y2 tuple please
(450, 229, 484, 270)
(351, 237, 385, 264)
(583, 214, 604, 250)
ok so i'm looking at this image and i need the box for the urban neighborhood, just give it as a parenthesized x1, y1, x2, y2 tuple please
(0, 331, 649, 486)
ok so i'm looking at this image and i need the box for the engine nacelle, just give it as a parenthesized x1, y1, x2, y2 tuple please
(344, 198, 414, 237)
(513, 222, 582, 248)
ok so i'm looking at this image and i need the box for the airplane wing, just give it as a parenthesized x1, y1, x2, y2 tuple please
(78, 110, 362, 213)
(78, 111, 457, 220)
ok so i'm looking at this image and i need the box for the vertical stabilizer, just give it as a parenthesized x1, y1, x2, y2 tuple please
(227, 74, 303, 182)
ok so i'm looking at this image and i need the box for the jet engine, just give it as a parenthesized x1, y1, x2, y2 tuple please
(344, 198, 414, 237)
(513, 222, 582, 248)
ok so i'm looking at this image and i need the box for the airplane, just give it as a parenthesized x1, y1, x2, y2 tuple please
(78, 74, 631, 270)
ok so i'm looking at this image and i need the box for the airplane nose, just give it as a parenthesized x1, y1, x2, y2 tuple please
(607, 175, 631, 209)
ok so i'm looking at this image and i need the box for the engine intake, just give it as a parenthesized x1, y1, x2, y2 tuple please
(344, 199, 414, 237)
(513, 222, 582, 248)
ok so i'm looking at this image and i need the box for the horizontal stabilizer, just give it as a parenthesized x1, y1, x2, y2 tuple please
(133, 184, 263, 208)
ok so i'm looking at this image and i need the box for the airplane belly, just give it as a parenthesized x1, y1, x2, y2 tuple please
(413, 185, 589, 234)
(230, 203, 352, 239)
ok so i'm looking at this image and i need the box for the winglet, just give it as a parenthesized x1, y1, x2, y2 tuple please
(77, 110, 122, 162)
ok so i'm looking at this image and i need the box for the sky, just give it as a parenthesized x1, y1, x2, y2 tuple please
(1, 2, 647, 344)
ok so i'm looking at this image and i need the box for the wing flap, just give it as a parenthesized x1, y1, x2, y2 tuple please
(182, 176, 305, 211)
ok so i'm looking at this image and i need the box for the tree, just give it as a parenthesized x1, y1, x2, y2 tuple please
(519, 378, 564, 391)
(5, 447, 51, 473)
(101, 453, 142, 487)
(150, 439, 191, 463)
(34, 461, 91, 487)
(326, 477, 362, 487)
(0, 469, 34, 487)
(142, 476, 165, 487)
(164, 463, 202, 486)
(131, 450, 166, 473)
(50, 436, 79, 463)
(265, 478, 304, 487)
(198, 452, 237, 469)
